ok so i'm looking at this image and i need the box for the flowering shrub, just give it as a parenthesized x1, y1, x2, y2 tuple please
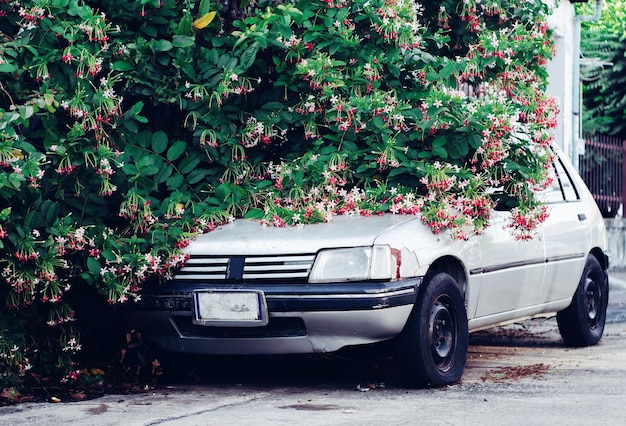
(0, 0, 557, 386)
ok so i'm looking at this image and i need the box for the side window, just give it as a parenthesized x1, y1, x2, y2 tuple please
(554, 157, 580, 201)
(541, 158, 580, 203)
(493, 155, 581, 208)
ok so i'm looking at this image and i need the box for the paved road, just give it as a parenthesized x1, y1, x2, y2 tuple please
(2, 276, 626, 425)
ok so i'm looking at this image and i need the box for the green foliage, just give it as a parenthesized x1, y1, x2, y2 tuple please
(578, 1, 626, 138)
(581, 33, 626, 136)
(577, 0, 626, 39)
(0, 0, 557, 385)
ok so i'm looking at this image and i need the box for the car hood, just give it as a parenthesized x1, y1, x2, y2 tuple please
(186, 214, 421, 256)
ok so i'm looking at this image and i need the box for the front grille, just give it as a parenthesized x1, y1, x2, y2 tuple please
(173, 316, 307, 338)
(174, 254, 316, 282)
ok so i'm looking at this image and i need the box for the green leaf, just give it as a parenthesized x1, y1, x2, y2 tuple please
(177, 15, 193, 36)
(166, 173, 184, 191)
(240, 43, 259, 69)
(112, 61, 133, 71)
(152, 131, 168, 154)
(0, 63, 17, 73)
(137, 131, 152, 148)
(20, 106, 34, 120)
(154, 164, 173, 184)
(388, 168, 407, 178)
(166, 140, 187, 161)
(371, 116, 385, 128)
(178, 155, 201, 174)
(137, 156, 161, 176)
(456, 140, 469, 157)
(244, 208, 265, 219)
(0, 207, 11, 221)
(432, 146, 448, 159)
(341, 140, 358, 153)
(122, 119, 139, 134)
(44, 201, 60, 225)
(418, 151, 432, 159)
(173, 35, 196, 48)
(8, 173, 23, 189)
(469, 133, 482, 149)
(156, 40, 173, 52)
(262, 102, 285, 111)
(214, 183, 231, 201)
(186, 168, 208, 184)
(87, 257, 101, 276)
(101, 249, 117, 261)
(124, 101, 148, 125)
(128, 101, 144, 115)
(199, 0, 212, 16)
(141, 25, 157, 37)
(438, 62, 458, 79)
(24, 210, 42, 229)
(122, 163, 138, 175)
(80, 272, 94, 285)
(253, 180, 272, 190)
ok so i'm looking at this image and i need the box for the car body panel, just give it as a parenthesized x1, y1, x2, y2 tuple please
(186, 215, 418, 257)
(472, 210, 546, 319)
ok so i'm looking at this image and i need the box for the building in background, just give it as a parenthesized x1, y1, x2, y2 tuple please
(546, 0, 602, 170)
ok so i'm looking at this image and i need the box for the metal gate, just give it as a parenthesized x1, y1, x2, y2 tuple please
(580, 133, 626, 218)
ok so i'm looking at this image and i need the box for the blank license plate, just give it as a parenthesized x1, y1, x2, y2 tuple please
(192, 290, 268, 327)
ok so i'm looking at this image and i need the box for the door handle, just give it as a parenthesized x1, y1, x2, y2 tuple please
(578, 213, 587, 221)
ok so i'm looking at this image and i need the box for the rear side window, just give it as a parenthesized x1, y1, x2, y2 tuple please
(542, 158, 580, 203)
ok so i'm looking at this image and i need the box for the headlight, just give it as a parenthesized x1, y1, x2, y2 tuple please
(309, 245, 395, 283)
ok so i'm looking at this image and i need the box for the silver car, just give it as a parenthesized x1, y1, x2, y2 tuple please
(125, 148, 609, 387)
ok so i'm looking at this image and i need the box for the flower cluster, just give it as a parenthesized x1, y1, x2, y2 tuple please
(185, 73, 258, 107)
(509, 205, 549, 240)
(366, 0, 424, 50)
(240, 116, 278, 148)
(16, 4, 50, 30)
(60, 77, 123, 142)
(0, 338, 32, 377)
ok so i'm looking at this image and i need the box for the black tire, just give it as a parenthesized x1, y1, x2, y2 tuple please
(557, 255, 608, 347)
(394, 272, 468, 388)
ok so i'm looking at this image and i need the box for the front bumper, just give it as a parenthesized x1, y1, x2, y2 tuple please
(122, 278, 421, 355)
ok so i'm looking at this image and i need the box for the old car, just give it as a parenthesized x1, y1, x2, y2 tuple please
(124, 147, 609, 387)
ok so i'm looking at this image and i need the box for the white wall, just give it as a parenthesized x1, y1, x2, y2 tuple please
(546, 1, 577, 159)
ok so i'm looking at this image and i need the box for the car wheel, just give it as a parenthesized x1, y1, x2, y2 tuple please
(556, 255, 608, 347)
(394, 272, 468, 388)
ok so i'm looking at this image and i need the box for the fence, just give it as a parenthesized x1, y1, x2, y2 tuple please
(580, 133, 626, 218)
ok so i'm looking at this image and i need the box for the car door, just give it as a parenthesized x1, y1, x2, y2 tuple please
(539, 155, 590, 304)
(473, 208, 545, 319)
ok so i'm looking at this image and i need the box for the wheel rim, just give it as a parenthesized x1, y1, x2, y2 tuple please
(429, 296, 456, 371)
(583, 275, 602, 329)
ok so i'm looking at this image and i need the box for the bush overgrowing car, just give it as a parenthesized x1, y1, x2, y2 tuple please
(124, 147, 609, 387)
